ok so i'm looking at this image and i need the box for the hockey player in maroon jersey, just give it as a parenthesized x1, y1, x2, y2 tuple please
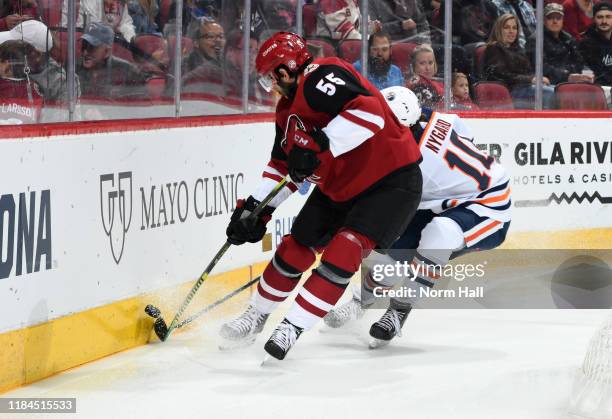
(219, 32, 423, 360)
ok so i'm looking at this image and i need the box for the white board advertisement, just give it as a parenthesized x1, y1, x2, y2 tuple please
(0, 122, 306, 333)
(467, 118, 612, 232)
(1, 117, 611, 333)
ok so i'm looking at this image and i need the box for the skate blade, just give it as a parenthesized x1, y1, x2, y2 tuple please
(368, 338, 391, 349)
(260, 354, 272, 367)
(218, 335, 256, 351)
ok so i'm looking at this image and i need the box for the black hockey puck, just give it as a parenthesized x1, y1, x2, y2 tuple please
(144, 304, 161, 318)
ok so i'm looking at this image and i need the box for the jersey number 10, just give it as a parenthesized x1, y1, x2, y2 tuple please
(443, 132, 494, 191)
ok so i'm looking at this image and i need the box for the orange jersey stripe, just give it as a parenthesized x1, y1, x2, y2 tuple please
(465, 220, 502, 243)
(418, 111, 437, 148)
(475, 187, 511, 205)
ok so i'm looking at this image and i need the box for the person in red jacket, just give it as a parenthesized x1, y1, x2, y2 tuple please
(0, 40, 43, 124)
(220, 32, 423, 361)
(563, 0, 600, 41)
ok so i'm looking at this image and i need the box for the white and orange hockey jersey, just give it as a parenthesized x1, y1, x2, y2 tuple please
(417, 111, 511, 223)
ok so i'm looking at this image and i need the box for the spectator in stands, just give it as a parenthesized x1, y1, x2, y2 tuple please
(316, 0, 379, 41)
(181, 18, 225, 95)
(406, 43, 444, 107)
(0, 20, 81, 103)
(0, 40, 43, 124)
(128, 0, 161, 35)
(482, 13, 556, 108)
(258, 0, 297, 40)
(527, 3, 592, 85)
(369, 0, 431, 44)
(77, 22, 147, 99)
(0, 0, 38, 31)
(165, 0, 220, 38)
(352, 32, 404, 90)
(485, 0, 536, 48)
(579, 1, 612, 86)
(61, 0, 137, 43)
(417, 0, 479, 76)
(452, 0, 495, 45)
(185, 18, 224, 73)
(563, 0, 600, 41)
(451, 71, 479, 109)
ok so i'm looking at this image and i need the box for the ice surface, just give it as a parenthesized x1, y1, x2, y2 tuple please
(5, 305, 608, 419)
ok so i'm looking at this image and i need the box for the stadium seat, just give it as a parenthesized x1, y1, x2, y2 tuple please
(338, 39, 362, 63)
(133, 34, 166, 57)
(146, 77, 167, 100)
(302, 3, 317, 37)
(390, 42, 417, 76)
(306, 38, 336, 57)
(167, 36, 194, 60)
(159, 0, 173, 31)
(555, 82, 608, 110)
(474, 44, 487, 77)
(473, 81, 514, 110)
(112, 42, 134, 62)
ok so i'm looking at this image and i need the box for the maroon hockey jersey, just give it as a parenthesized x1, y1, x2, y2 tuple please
(0, 78, 43, 125)
(259, 56, 421, 204)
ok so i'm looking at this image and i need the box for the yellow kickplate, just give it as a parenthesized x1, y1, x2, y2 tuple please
(0, 264, 256, 394)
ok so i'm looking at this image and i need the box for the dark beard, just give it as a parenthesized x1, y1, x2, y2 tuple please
(277, 78, 298, 99)
(368, 56, 392, 78)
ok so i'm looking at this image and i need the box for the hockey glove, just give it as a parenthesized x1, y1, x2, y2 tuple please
(287, 128, 329, 183)
(226, 196, 274, 245)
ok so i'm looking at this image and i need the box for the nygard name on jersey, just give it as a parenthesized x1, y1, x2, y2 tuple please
(425, 118, 452, 154)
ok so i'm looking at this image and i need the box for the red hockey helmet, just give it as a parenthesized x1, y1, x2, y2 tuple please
(255, 31, 312, 91)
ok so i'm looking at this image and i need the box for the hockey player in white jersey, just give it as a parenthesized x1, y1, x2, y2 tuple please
(324, 86, 512, 348)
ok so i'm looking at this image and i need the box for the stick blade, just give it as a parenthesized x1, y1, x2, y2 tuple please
(154, 317, 169, 342)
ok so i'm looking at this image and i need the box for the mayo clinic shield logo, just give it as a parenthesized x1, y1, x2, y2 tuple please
(100, 172, 133, 264)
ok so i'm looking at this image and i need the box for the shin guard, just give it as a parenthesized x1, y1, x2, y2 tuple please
(253, 235, 316, 314)
(286, 229, 375, 330)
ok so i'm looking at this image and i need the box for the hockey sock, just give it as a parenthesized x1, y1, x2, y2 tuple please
(286, 229, 375, 330)
(360, 251, 401, 306)
(389, 217, 464, 306)
(252, 235, 316, 314)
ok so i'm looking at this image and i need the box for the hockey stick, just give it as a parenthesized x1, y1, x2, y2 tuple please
(145, 275, 260, 333)
(144, 177, 289, 342)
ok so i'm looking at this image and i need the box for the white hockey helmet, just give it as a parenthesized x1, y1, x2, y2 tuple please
(381, 86, 421, 127)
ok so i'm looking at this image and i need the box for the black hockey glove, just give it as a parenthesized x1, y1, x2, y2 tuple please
(287, 128, 329, 183)
(226, 196, 274, 245)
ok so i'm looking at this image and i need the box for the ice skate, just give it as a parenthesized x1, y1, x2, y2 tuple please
(263, 319, 304, 360)
(368, 306, 410, 349)
(323, 297, 365, 328)
(219, 305, 269, 349)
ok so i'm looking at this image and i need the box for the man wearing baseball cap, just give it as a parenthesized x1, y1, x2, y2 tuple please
(579, 1, 612, 85)
(77, 22, 147, 100)
(0, 20, 80, 106)
(527, 3, 592, 84)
